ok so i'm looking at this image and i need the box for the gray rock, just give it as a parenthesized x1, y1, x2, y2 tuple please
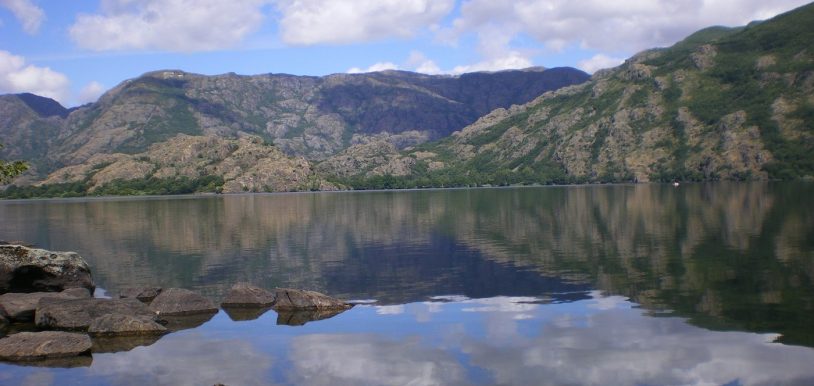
(0, 288, 90, 322)
(220, 283, 276, 308)
(0, 331, 92, 361)
(35, 298, 157, 331)
(149, 288, 217, 316)
(0, 244, 95, 294)
(88, 313, 167, 336)
(271, 288, 352, 311)
(118, 287, 162, 303)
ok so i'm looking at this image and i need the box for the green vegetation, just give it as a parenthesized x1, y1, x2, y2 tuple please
(0, 143, 29, 184)
(0, 175, 223, 199)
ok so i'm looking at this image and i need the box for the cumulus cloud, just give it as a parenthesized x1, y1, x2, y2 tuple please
(440, 0, 811, 73)
(347, 51, 441, 74)
(89, 332, 274, 385)
(0, 50, 69, 104)
(406, 51, 441, 74)
(0, 0, 44, 34)
(287, 334, 467, 385)
(69, 0, 270, 52)
(347, 62, 398, 74)
(447, 0, 812, 53)
(277, 0, 455, 45)
(577, 54, 625, 74)
(462, 308, 814, 386)
(78, 81, 106, 104)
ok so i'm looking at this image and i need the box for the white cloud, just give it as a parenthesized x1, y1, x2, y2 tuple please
(69, 0, 270, 52)
(449, 0, 812, 53)
(347, 62, 398, 74)
(78, 81, 106, 104)
(0, 50, 69, 104)
(462, 308, 814, 386)
(288, 334, 467, 385)
(577, 54, 625, 74)
(451, 52, 532, 74)
(89, 332, 274, 385)
(442, 0, 811, 72)
(406, 51, 441, 74)
(347, 51, 444, 75)
(0, 0, 44, 34)
(277, 0, 455, 45)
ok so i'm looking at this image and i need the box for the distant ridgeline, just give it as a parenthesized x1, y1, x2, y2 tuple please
(1, 3, 814, 197)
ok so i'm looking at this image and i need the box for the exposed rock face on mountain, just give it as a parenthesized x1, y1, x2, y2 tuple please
(0, 67, 589, 180)
(40, 134, 336, 193)
(337, 3, 814, 184)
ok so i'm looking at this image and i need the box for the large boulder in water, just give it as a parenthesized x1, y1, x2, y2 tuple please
(35, 298, 157, 331)
(118, 287, 162, 303)
(0, 288, 90, 322)
(0, 245, 94, 294)
(221, 283, 277, 308)
(271, 288, 352, 311)
(149, 288, 218, 316)
(0, 331, 92, 361)
(88, 313, 167, 336)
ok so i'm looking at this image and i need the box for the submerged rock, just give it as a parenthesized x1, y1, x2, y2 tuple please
(0, 331, 92, 361)
(118, 287, 162, 303)
(35, 298, 157, 331)
(271, 288, 352, 311)
(221, 283, 276, 308)
(149, 288, 217, 316)
(88, 313, 167, 336)
(0, 244, 95, 294)
(0, 288, 90, 322)
(276, 308, 349, 326)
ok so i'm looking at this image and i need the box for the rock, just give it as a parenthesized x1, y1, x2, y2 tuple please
(61, 288, 92, 298)
(222, 306, 272, 322)
(160, 313, 216, 332)
(0, 244, 95, 294)
(276, 308, 349, 326)
(149, 288, 218, 316)
(88, 313, 167, 336)
(271, 288, 352, 311)
(91, 334, 163, 354)
(35, 298, 157, 331)
(0, 331, 92, 361)
(220, 283, 276, 308)
(118, 287, 162, 303)
(0, 288, 90, 322)
(0, 312, 7, 326)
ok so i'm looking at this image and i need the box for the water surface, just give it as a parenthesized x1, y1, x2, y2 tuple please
(0, 183, 812, 385)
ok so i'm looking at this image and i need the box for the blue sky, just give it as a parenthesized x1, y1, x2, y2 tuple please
(0, 0, 810, 106)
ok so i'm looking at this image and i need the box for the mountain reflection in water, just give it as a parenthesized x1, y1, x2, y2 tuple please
(0, 182, 813, 385)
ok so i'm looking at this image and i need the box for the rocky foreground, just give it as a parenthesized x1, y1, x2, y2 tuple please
(0, 244, 353, 365)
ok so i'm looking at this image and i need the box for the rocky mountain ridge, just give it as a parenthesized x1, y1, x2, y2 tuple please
(0, 67, 589, 180)
(350, 4, 813, 185)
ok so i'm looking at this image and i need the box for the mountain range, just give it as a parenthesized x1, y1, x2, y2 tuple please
(1, 2, 813, 196)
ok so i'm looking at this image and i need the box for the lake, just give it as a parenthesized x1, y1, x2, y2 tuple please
(1, 182, 813, 385)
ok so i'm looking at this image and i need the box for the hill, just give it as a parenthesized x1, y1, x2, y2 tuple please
(329, 2, 814, 188)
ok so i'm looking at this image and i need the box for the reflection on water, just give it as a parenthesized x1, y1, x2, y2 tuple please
(1, 182, 813, 384)
(2, 294, 814, 386)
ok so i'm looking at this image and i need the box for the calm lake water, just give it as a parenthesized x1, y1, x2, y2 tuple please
(1, 183, 813, 385)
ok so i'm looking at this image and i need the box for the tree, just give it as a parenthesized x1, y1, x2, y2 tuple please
(0, 143, 28, 184)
